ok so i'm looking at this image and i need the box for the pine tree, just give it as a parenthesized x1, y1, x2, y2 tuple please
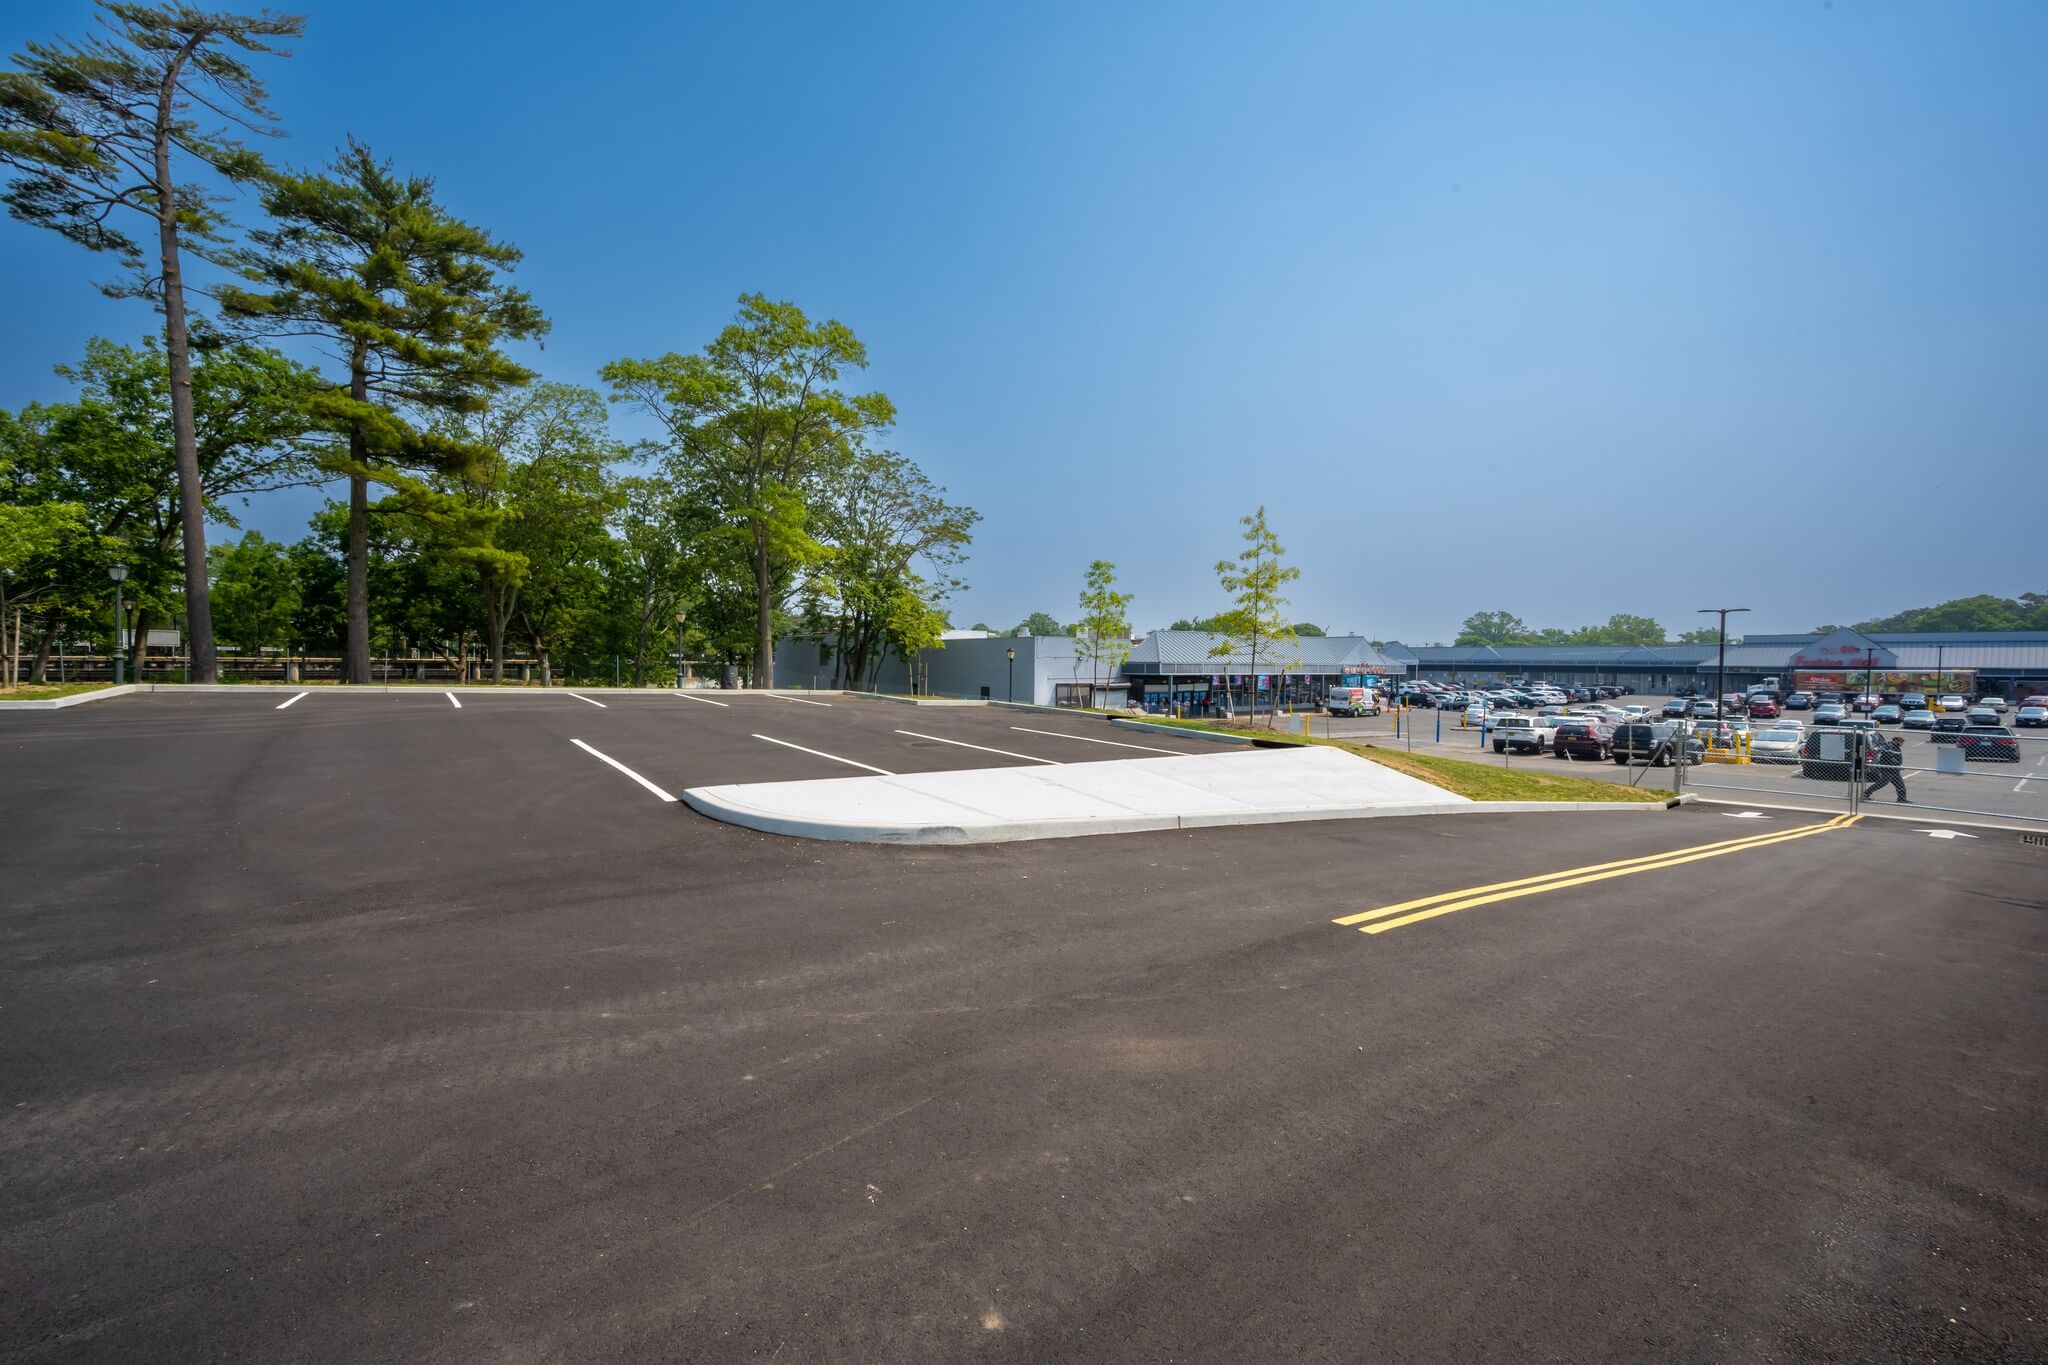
(220, 140, 546, 682)
(1, 2, 304, 681)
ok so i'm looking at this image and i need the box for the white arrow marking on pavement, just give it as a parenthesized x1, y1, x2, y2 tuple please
(1915, 829, 1978, 839)
(1724, 811, 1771, 819)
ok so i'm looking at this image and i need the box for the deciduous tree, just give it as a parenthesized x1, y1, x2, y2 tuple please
(1074, 560, 1132, 702)
(1210, 507, 1300, 727)
(604, 295, 894, 686)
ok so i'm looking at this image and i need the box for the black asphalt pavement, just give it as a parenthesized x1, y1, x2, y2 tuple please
(3, 691, 2044, 1363)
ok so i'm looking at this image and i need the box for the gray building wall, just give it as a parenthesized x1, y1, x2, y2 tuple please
(773, 635, 1128, 707)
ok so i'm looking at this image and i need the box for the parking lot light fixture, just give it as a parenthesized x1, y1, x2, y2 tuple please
(1006, 647, 1016, 703)
(108, 562, 128, 685)
(1697, 607, 1750, 722)
(675, 611, 687, 686)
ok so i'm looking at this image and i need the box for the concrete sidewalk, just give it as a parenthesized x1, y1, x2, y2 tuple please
(683, 746, 1671, 844)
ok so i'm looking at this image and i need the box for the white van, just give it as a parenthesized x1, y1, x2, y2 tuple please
(1325, 686, 1381, 717)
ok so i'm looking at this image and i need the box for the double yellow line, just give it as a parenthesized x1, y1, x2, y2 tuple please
(1335, 813, 1863, 936)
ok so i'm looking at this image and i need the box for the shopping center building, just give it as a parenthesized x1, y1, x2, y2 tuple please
(1386, 628, 2048, 698)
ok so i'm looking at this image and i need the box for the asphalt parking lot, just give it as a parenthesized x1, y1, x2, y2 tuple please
(1320, 696, 2048, 827)
(4, 691, 2045, 1363)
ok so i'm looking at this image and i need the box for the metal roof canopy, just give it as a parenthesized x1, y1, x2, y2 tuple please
(1125, 631, 1407, 675)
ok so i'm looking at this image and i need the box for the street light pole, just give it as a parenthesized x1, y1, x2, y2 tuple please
(1697, 606, 1750, 722)
(108, 561, 129, 685)
(1006, 647, 1016, 704)
(674, 611, 687, 688)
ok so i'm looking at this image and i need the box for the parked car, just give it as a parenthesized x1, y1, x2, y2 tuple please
(1750, 727, 1804, 764)
(1746, 696, 1781, 719)
(1902, 708, 1937, 730)
(1965, 707, 2000, 729)
(1689, 699, 1720, 719)
(1812, 704, 1847, 726)
(1463, 702, 1495, 726)
(1937, 694, 1969, 712)
(2017, 705, 2048, 729)
(1784, 692, 1814, 710)
(1850, 694, 1882, 713)
(1490, 715, 1559, 754)
(1872, 704, 1902, 725)
(1899, 692, 1928, 711)
(1980, 696, 2009, 713)
(1551, 721, 1612, 760)
(1611, 722, 1701, 767)
(1956, 725, 2021, 762)
(1661, 699, 1691, 718)
(1928, 715, 1970, 743)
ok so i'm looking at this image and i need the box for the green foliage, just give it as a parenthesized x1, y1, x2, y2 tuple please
(1457, 610, 1671, 647)
(1016, 611, 1066, 636)
(221, 137, 546, 680)
(1677, 626, 1724, 644)
(1845, 593, 2048, 634)
(0, 3, 302, 285)
(1074, 560, 1133, 688)
(0, 337, 322, 662)
(604, 294, 895, 684)
(207, 530, 296, 652)
(1210, 506, 1300, 726)
(1291, 623, 1326, 637)
(804, 447, 977, 689)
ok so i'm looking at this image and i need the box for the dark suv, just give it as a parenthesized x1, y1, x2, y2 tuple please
(1552, 721, 1612, 760)
(1611, 722, 1701, 766)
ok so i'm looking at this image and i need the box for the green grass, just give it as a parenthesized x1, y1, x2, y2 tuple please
(0, 681, 120, 700)
(1121, 717, 1670, 803)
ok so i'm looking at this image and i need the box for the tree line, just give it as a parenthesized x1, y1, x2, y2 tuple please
(1822, 594, 2048, 635)
(1453, 611, 1723, 648)
(0, 4, 973, 687)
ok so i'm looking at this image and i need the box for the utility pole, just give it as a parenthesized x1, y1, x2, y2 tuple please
(1697, 606, 1750, 722)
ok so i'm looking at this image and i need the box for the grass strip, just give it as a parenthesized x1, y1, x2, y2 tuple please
(1125, 717, 1669, 803)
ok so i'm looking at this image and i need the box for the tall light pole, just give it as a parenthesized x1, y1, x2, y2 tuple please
(674, 611, 687, 687)
(1006, 647, 1016, 704)
(1698, 606, 1749, 721)
(108, 562, 128, 685)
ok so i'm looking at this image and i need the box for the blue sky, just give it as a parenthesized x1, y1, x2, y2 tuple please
(4, 1, 2043, 642)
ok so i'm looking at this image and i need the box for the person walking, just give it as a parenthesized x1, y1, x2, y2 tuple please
(1863, 733, 1910, 803)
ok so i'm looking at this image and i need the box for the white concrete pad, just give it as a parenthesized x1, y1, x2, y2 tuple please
(684, 745, 1477, 844)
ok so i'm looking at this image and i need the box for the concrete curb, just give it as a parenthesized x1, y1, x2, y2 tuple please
(1109, 718, 1263, 746)
(681, 789, 1691, 846)
(0, 683, 142, 710)
(843, 692, 990, 707)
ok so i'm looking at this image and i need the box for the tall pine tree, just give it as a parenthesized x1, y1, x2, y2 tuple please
(1, 2, 304, 681)
(221, 139, 546, 682)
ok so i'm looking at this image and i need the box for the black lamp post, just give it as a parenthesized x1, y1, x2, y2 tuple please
(1006, 647, 1016, 703)
(1698, 606, 1750, 721)
(674, 611, 687, 686)
(108, 561, 128, 684)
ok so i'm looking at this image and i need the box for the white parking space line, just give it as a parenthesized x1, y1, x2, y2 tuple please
(752, 733, 894, 775)
(766, 694, 833, 707)
(570, 738, 678, 803)
(446, 691, 462, 709)
(894, 729, 1059, 765)
(567, 691, 608, 708)
(275, 691, 309, 710)
(1009, 725, 1183, 756)
(2017, 756, 2046, 793)
(672, 691, 729, 707)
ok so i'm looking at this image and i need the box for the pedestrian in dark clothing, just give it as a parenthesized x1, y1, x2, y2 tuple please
(1863, 735, 1909, 803)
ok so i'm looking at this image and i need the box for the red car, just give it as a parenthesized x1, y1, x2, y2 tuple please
(1552, 721, 1613, 760)
(1745, 696, 1780, 718)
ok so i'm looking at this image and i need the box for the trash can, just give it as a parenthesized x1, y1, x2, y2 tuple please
(720, 663, 739, 690)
